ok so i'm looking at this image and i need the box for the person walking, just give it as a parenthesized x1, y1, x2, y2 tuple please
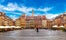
(36, 26, 39, 32)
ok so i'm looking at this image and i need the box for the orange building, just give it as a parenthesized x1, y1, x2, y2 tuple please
(20, 14, 26, 28)
(53, 12, 66, 28)
(0, 12, 14, 26)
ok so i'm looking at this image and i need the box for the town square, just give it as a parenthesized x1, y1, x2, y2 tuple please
(0, 0, 66, 40)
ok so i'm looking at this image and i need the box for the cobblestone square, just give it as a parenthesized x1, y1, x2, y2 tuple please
(0, 29, 66, 40)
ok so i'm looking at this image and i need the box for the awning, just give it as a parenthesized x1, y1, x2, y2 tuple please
(60, 26, 64, 28)
(52, 25, 58, 27)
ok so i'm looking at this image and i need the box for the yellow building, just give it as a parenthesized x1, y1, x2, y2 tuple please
(53, 12, 66, 28)
(0, 12, 5, 26)
(20, 14, 26, 28)
(15, 19, 20, 26)
(0, 12, 14, 26)
(9, 19, 15, 26)
(47, 20, 52, 28)
(42, 16, 47, 28)
(62, 13, 66, 29)
(15, 13, 26, 28)
(42, 20, 47, 28)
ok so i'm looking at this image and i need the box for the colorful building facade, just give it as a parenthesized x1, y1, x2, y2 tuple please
(34, 16, 42, 28)
(0, 12, 14, 26)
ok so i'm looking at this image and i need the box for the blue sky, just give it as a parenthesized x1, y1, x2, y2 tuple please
(0, 0, 66, 20)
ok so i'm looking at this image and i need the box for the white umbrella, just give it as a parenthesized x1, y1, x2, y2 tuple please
(14, 26, 21, 28)
(60, 26, 64, 28)
(0, 26, 5, 28)
(11, 26, 16, 28)
(5, 26, 11, 28)
(52, 25, 58, 27)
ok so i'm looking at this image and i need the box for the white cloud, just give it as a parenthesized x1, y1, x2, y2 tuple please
(33, 13, 60, 19)
(0, 3, 33, 13)
(0, 3, 52, 13)
(45, 14, 59, 19)
(34, 13, 41, 16)
(33, 13, 59, 19)
(9, 15, 18, 21)
(26, 13, 32, 16)
(3, 3, 18, 11)
(0, 2, 55, 20)
(0, 4, 5, 9)
(18, 6, 27, 13)
(18, 6, 34, 13)
(45, 13, 63, 19)
(38, 7, 53, 13)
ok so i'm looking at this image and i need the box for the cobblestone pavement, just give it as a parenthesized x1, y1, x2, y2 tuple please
(0, 29, 66, 40)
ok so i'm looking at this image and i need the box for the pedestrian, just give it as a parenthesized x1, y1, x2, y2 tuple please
(36, 26, 39, 32)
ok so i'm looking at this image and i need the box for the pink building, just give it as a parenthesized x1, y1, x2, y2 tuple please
(34, 15, 42, 28)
